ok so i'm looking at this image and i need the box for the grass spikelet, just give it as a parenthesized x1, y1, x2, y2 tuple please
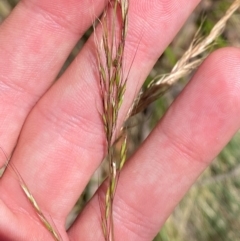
(94, 0, 129, 240)
(133, 0, 240, 115)
(20, 183, 61, 241)
(0, 148, 62, 241)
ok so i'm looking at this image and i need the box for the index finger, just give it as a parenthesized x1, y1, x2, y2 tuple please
(0, 0, 105, 165)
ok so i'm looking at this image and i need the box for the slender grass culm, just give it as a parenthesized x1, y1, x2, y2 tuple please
(94, 1, 129, 240)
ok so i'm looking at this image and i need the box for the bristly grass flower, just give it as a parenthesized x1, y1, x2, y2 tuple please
(94, 0, 129, 240)
(0, 147, 62, 241)
(132, 0, 240, 115)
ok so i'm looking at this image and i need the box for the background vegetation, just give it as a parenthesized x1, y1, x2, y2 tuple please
(0, 0, 240, 240)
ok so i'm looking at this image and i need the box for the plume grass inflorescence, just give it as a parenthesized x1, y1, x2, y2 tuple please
(132, 0, 240, 115)
(94, 0, 129, 240)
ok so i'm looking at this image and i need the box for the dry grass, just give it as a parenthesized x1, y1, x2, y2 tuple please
(94, 1, 129, 240)
(132, 0, 240, 115)
(20, 183, 62, 241)
(0, 147, 62, 241)
(0, 1, 240, 241)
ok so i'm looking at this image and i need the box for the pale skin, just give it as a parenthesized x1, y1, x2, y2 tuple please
(0, 0, 240, 240)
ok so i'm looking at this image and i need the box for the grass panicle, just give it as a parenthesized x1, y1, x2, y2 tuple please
(95, 0, 129, 240)
(132, 0, 240, 115)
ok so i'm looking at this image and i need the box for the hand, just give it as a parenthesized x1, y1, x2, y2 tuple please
(0, 1, 239, 240)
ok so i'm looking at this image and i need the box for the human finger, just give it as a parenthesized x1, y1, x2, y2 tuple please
(68, 48, 240, 241)
(0, 0, 200, 228)
(0, 0, 105, 165)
